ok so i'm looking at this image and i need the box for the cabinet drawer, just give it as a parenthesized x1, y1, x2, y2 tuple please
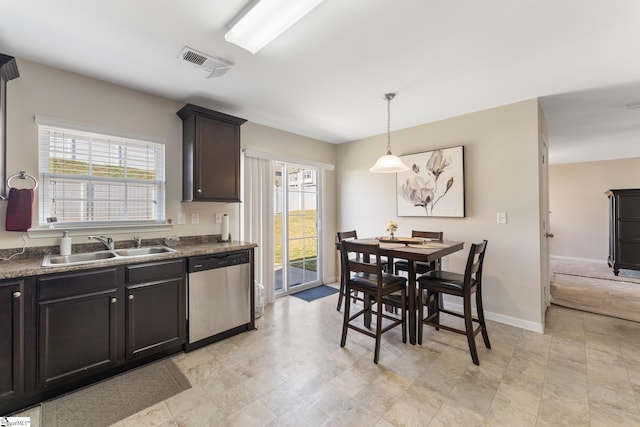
(619, 220, 640, 239)
(619, 195, 640, 218)
(37, 268, 120, 300)
(125, 259, 184, 284)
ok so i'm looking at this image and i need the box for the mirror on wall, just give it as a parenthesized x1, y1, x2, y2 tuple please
(0, 54, 20, 199)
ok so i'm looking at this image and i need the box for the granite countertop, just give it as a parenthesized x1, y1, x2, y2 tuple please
(0, 237, 257, 280)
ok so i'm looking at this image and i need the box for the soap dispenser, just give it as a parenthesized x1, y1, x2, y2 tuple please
(60, 231, 72, 256)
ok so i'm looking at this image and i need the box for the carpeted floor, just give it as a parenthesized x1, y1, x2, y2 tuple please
(41, 359, 191, 427)
(550, 257, 640, 322)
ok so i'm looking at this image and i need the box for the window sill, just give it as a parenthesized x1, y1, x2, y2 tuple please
(27, 223, 173, 239)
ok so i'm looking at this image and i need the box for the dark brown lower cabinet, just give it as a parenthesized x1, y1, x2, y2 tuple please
(36, 268, 121, 389)
(0, 280, 25, 401)
(125, 259, 185, 360)
(1, 258, 187, 416)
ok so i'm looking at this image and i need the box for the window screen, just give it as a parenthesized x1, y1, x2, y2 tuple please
(37, 120, 165, 226)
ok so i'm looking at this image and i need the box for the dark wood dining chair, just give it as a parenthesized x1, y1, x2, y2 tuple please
(394, 230, 444, 276)
(417, 240, 490, 365)
(336, 230, 389, 311)
(340, 240, 406, 364)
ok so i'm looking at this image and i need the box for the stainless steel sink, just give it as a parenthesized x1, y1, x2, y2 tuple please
(43, 251, 117, 266)
(114, 246, 177, 257)
(42, 246, 177, 267)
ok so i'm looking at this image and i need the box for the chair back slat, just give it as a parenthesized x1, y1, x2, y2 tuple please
(341, 240, 383, 279)
(337, 230, 358, 242)
(464, 240, 488, 286)
(412, 230, 443, 241)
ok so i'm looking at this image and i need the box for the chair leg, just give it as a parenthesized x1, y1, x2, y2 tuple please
(476, 287, 491, 349)
(336, 272, 345, 311)
(340, 285, 350, 347)
(434, 292, 441, 331)
(364, 295, 372, 328)
(374, 295, 383, 364)
(417, 287, 424, 345)
(401, 287, 407, 344)
(464, 294, 480, 365)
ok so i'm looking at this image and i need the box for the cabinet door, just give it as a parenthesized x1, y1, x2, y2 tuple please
(195, 115, 240, 201)
(37, 269, 120, 389)
(125, 278, 185, 359)
(0, 280, 24, 400)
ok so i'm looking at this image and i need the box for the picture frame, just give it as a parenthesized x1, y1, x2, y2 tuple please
(396, 145, 465, 217)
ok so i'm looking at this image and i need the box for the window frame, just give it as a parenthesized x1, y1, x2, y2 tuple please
(36, 116, 166, 229)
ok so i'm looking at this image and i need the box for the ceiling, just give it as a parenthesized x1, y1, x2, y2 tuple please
(2, 0, 640, 164)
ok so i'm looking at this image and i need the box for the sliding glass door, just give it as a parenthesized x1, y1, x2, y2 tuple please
(274, 162, 321, 293)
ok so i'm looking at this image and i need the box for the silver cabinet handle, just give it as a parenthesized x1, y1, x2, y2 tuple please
(13, 291, 21, 298)
(128, 294, 134, 300)
(111, 297, 117, 304)
(545, 233, 554, 238)
(197, 188, 202, 193)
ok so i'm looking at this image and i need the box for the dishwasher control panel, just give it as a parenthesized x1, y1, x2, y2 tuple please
(188, 250, 250, 272)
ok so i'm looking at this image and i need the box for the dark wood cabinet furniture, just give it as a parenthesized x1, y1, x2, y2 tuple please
(177, 104, 247, 202)
(607, 189, 640, 275)
(0, 280, 26, 402)
(36, 268, 121, 389)
(124, 259, 185, 360)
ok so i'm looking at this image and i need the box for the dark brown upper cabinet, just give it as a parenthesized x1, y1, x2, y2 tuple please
(177, 104, 247, 202)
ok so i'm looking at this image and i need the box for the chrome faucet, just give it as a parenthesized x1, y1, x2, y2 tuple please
(133, 236, 142, 248)
(88, 235, 115, 251)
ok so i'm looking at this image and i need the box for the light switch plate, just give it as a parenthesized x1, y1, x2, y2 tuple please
(177, 213, 186, 225)
(497, 211, 507, 224)
(191, 213, 199, 224)
(215, 213, 223, 224)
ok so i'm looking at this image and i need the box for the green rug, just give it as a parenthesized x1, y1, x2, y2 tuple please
(41, 359, 191, 427)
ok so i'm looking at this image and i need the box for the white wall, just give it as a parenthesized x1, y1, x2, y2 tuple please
(549, 157, 640, 260)
(336, 99, 545, 331)
(1, 58, 337, 282)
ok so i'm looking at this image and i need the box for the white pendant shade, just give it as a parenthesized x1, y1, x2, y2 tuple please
(370, 92, 409, 173)
(369, 153, 409, 173)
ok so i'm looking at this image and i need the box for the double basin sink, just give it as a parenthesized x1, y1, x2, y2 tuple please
(42, 246, 177, 267)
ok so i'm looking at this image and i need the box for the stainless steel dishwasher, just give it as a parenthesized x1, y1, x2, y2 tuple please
(186, 250, 251, 351)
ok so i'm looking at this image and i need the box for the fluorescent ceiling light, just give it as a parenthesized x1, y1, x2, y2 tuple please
(225, 0, 325, 54)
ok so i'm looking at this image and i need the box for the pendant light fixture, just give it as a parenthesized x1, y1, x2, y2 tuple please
(369, 93, 409, 173)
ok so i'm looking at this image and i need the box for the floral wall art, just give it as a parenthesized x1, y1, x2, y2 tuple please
(397, 146, 465, 217)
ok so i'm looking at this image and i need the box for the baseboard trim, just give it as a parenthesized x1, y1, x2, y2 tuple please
(551, 255, 606, 264)
(444, 301, 545, 334)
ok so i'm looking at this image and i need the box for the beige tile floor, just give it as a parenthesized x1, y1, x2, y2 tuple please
(16, 287, 640, 426)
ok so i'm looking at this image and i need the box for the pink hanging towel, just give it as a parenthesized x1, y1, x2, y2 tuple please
(5, 187, 34, 232)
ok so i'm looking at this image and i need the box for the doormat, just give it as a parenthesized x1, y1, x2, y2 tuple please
(292, 285, 339, 302)
(41, 359, 191, 427)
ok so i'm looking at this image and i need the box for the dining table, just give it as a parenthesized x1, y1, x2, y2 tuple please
(338, 237, 464, 344)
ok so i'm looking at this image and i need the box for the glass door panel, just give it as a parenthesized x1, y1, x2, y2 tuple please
(274, 163, 285, 292)
(274, 163, 321, 293)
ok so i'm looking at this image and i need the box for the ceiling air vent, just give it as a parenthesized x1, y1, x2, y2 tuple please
(178, 46, 233, 78)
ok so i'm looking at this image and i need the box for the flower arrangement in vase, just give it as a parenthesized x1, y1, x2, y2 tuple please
(386, 220, 399, 239)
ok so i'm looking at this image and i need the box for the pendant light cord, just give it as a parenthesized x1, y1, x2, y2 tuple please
(384, 93, 395, 155)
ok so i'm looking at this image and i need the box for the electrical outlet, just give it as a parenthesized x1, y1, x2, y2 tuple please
(497, 211, 507, 224)
(191, 213, 199, 224)
(215, 213, 223, 224)
(177, 213, 186, 225)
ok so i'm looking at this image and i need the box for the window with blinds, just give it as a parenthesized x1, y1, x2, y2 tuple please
(37, 119, 165, 227)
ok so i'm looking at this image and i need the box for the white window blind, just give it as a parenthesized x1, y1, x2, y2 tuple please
(37, 120, 165, 227)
